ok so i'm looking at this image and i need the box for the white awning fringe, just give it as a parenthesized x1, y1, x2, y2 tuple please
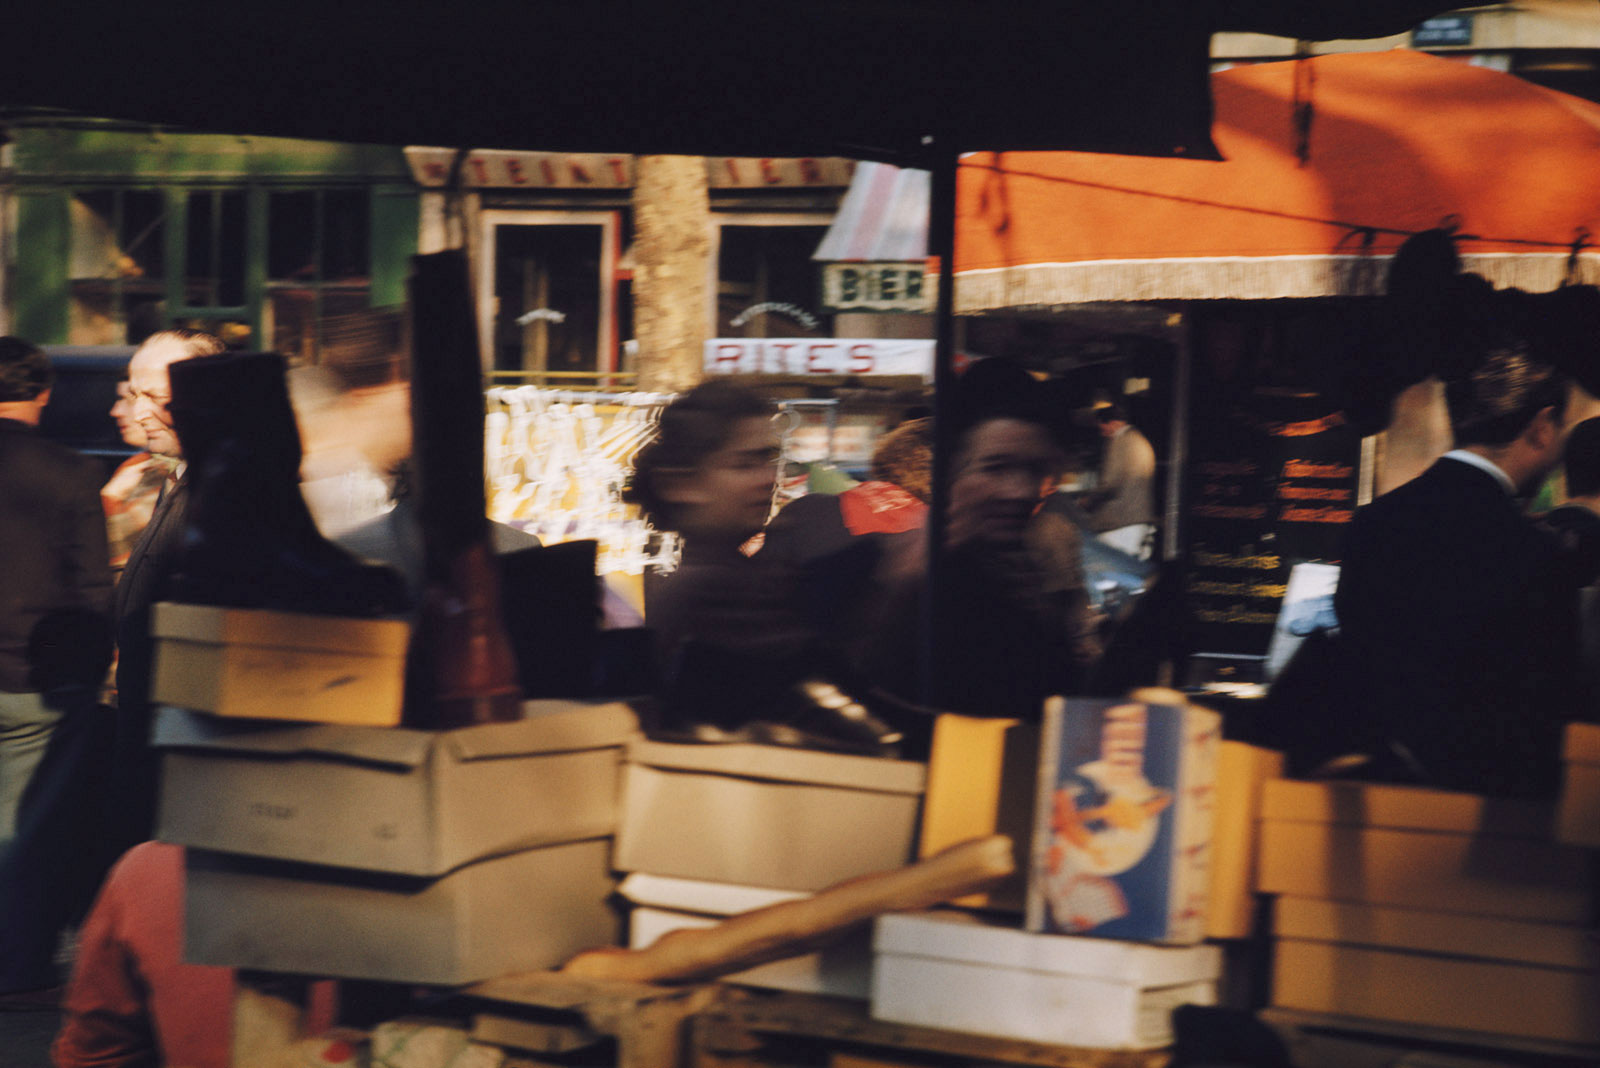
(953, 252, 1600, 312)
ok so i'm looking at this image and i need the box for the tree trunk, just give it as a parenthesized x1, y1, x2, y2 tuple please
(632, 155, 711, 392)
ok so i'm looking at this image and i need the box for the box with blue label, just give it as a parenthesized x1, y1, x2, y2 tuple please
(1025, 692, 1220, 944)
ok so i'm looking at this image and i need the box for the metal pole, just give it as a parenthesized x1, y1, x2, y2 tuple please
(922, 145, 959, 707)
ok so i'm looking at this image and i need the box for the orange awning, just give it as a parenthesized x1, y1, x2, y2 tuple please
(954, 50, 1600, 310)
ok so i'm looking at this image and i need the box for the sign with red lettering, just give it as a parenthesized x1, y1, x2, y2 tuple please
(406, 149, 853, 190)
(703, 339, 933, 379)
(707, 157, 854, 188)
(406, 148, 633, 189)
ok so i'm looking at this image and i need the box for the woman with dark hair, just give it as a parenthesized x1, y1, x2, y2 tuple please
(628, 381, 897, 749)
(627, 382, 805, 718)
(627, 379, 778, 548)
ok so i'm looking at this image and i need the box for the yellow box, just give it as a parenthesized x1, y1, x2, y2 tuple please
(1273, 896, 1599, 971)
(1206, 741, 1283, 940)
(1257, 817, 1594, 923)
(1261, 777, 1551, 837)
(151, 601, 409, 726)
(916, 714, 1038, 911)
(1558, 722, 1600, 848)
(1271, 938, 1600, 1047)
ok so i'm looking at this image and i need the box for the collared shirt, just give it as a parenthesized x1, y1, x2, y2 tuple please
(1441, 449, 1516, 497)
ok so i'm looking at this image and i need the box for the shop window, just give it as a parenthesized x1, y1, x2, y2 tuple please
(184, 190, 248, 309)
(715, 223, 832, 338)
(265, 188, 373, 362)
(68, 189, 168, 344)
(490, 224, 605, 378)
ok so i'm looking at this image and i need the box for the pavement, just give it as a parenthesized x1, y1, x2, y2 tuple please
(0, 936, 75, 1066)
(0, 1004, 59, 1066)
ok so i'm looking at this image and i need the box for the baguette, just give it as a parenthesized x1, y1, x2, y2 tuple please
(561, 834, 1015, 983)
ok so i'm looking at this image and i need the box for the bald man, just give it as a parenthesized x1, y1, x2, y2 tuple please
(107, 329, 225, 855)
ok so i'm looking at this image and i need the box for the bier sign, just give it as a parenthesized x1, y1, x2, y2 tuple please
(822, 262, 933, 312)
(704, 338, 933, 379)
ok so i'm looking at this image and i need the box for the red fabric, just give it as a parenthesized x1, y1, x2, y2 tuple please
(956, 50, 1600, 275)
(52, 842, 336, 1068)
(837, 481, 927, 536)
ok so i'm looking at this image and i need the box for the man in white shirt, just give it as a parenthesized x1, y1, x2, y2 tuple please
(1081, 402, 1156, 557)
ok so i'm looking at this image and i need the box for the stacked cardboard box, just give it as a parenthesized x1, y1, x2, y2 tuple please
(869, 910, 1222, 1050)
(1558, 722, 1600, 848)
(607, 737, 925, 997)
(156, 700, 637, 985)
(882, 706, 1239, 1049)
(617, 873, 873, 998)
(917, 709, 1276, 941)
(1257, 778, 1600, 1049)
(1026, 695, 1222, 944)
(614, 737, 927, 891)
(151, 602, 410, 726)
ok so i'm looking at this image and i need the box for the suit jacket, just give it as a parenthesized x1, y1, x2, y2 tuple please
(0, 419, 112, 693)
(1333, 456, 1575, 796)
(107, 473, 188, 850)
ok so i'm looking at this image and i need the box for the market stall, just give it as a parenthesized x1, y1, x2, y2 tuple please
(15, 6, 1556, 1068)
(951, 48, 1600, 679)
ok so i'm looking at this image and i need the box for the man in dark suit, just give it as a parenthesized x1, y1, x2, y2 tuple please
(0, 336, 113, 996)
(1334, 342, 1582, 797)
(105, 329, 225, 854)
(0, 338, 113, 842)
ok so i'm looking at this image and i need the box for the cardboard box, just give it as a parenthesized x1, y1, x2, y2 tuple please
(151, 601, 410, 726)
(871, 910, 1220, 1050)
(1257, 781, 1595, 923)
(1271, 937, 1600, 1047)
(1558, 722, 1600, 848)
(613, 739, 925, 891)
(916, 714, 1037, 911)
(1272, 896, 1600, 971)
(1026, 695, 1220, 944)
(1257, 820, 1593, 923)
(156, 700, 637, 876)
(1206, 741, 1283, 940)
(1261, 777, 1553, 838)
(185, 838, 618, 986)
(619, 873, 871, 999)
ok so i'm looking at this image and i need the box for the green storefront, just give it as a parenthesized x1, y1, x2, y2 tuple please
(4, 115, 417, 357)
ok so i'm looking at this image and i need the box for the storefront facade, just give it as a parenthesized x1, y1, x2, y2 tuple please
(1, 115, 418, 357)
(403, 149, 857, 385)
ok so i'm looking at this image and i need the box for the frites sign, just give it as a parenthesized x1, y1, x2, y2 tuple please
(703, 339, 934, 379)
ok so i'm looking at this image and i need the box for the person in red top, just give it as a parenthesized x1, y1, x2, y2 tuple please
(53, 841, 336, 1068)
(52, 841, 234, 1068)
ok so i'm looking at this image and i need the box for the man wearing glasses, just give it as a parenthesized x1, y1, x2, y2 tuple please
(102, 379, 170, 575)
(107, 329, 225, 855)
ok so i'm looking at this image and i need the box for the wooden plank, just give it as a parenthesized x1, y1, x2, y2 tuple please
(465, 969, 717, 1068)
(469, 1012, 601, 1054)
(693, 989, 1171, 1068)
(1260, 1008, 1600, 1066)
